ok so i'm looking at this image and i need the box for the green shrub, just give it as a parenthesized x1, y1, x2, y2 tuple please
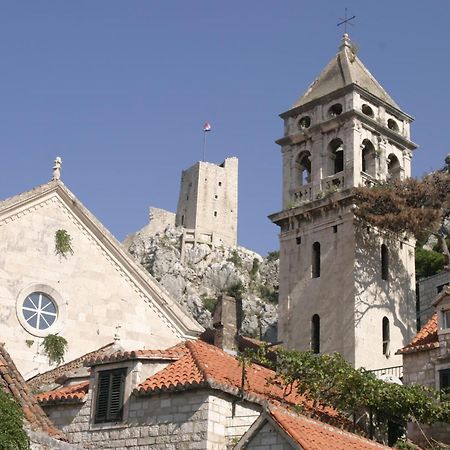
(0, 389, 29, 450)
(42, 334, 68, 366)
(225, 281, 245, 301)
(249, 258, 260, 279)
(258, 285, 278, 303)
(54, 229, 73, 258)
(266, 250, 279, 262)
(227, 250, 242, 268)
(202, 296, 218, 313)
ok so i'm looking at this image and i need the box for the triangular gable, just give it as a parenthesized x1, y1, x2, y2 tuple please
(0, 180, 203, 340)
(432, 285, 450, 308)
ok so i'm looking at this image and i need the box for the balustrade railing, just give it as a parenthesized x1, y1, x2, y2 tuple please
(369, 365, 403, 380)
(360, 171, 378, 187)
(290, 184, 313, 205)
(320, 173, 345, 192)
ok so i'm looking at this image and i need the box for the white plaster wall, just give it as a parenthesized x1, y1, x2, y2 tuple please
(0, 196, 182, 377)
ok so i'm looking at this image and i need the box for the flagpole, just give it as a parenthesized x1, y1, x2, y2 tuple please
(203, 131, 207, 162)
(202, 122, 211, 161)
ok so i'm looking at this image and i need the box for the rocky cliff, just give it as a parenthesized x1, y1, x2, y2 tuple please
(125, 227, 279, 341)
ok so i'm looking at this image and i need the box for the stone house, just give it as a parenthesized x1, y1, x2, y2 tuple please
(0, 172, 202, 378)
(34, 338, 392, 449)
(416, 272, 450, 330)
(0, 343, 82, 449)
(398, 285, 450, 445)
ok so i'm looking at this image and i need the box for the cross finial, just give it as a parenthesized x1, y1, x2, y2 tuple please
(52, 156, 62, 181)
(337, 8, 356, 34)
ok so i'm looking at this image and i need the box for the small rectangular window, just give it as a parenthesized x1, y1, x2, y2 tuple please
(214, 211, 217, 217)
(296, 236, 302, 245)
(439, 368, 450, 394)
(333, 225, 338, 233)
(444, 310, 450, 329)
(218, 181, 222, 186)
(95, 368, 127, 423)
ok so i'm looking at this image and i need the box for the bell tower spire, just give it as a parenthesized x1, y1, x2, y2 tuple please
(270, 37, 417, 371)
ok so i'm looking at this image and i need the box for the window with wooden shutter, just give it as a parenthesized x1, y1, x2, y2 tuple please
(94, 368, 127, 423)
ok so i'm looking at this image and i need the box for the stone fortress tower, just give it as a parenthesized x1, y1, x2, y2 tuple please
(270, 34, 417, 371)
(176, 157, 238, 248)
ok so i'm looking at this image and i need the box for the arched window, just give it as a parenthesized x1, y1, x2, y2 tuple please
(382, 316, 390, 356)
(311, 314, 320, 354)
(387, 154, 401, 180)
(295, 151, 312, 186)
(312, 242, 321, 278)
(381, 244, 389, 281)
(361, 139, 376, 177)
(329, 139, 344, 175)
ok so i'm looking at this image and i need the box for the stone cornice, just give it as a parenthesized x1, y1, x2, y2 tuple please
(276, 110, 417, 151)
(279, 84, 413, 122)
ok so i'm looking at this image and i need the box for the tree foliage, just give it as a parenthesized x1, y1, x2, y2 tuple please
(353, 172, 450, 269)
(0, 389, 29, 450)
(243, 347, 450, 444)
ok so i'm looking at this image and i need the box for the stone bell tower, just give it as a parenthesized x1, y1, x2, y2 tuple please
(270, 34, 417, 371)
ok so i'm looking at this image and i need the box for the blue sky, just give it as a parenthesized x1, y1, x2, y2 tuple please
(0, 1, 449, 254)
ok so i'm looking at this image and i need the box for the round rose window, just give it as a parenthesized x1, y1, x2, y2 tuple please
(22, 292, 57, 330)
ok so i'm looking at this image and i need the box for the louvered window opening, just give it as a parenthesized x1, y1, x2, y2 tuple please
(95, 368, 127, 423)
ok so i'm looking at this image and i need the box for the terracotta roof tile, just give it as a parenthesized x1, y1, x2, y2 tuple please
(270, 406, 392, 450)
(28, 342, 115, 390)
(86, 343, 188, 366)
(135, 340, 340, 424)
(138, 352, 204, 391)
(36, 381, 89, 405)
(0, 344, 64, 440)
(398, 314, 439, 354)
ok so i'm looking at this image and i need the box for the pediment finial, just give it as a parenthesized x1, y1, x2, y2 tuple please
(52, 156, 62, 181)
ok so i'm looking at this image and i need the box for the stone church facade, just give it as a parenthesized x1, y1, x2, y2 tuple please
(270, 34, 417, 371)
(0, 175, 202, 378)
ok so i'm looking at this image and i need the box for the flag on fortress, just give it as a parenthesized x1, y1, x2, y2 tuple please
(203, 122, 212, 132)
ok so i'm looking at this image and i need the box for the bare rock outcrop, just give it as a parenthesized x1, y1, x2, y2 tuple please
(125, 227, 279, 341)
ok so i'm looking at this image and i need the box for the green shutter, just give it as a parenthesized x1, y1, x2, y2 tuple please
(95, 368, 127, 423)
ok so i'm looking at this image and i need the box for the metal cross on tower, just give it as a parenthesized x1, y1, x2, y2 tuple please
(337, 8, 356, 34)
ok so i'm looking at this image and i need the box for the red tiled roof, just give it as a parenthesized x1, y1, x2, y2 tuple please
(269, 406, 391, 450)
(0, 344, 64, 439)
(36, 381, 89, 405)
(398, 314, 439, 354)
(28, 342, 116, 390)
(135, 340, 340, 424)
(86, 344, 188, 366)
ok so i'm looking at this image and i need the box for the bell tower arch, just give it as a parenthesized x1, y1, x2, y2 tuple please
(270, 34, 417, 371)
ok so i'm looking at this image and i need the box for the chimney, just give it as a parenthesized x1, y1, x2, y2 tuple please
(213, 295, 242, 354)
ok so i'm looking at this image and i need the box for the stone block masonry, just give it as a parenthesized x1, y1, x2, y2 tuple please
(43, 388, 261, 449)
(176, 157, 238, 248)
